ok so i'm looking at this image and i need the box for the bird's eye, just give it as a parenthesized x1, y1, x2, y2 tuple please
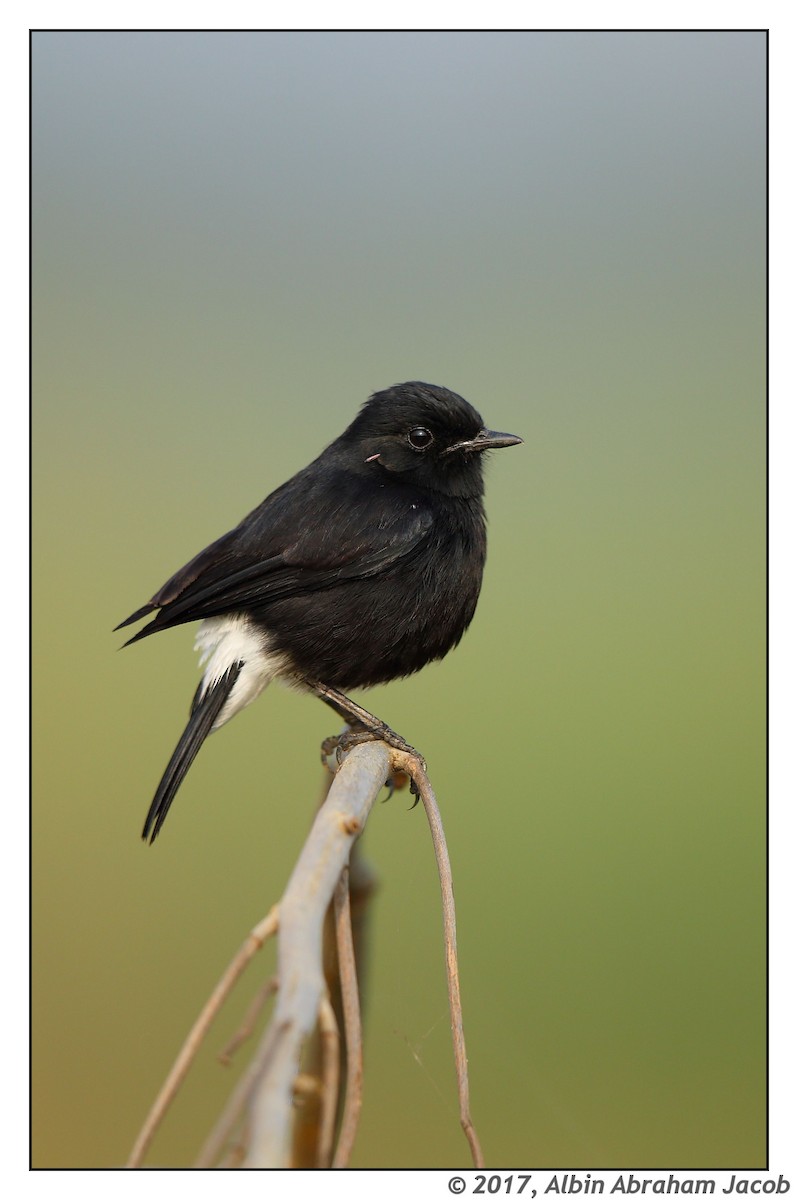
(407, 427, 434, 451)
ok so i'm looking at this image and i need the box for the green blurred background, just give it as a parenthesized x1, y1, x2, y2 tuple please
(32, 32, 765, 1168)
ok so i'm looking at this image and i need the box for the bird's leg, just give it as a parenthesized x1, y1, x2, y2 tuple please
(309, 679, 426, 771)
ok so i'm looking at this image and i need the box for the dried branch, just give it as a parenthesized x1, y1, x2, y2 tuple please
(331, 866, 364, 1167)
(126, 906, 278, 1168)
(218, 976, 279, 1066)
(127, 736, 484, 1169)
(242, 740, 391, 1167)
(316, 995, 341, 1166)
(391, 750, 485, 1170)
(195, 1012, 284, 1166)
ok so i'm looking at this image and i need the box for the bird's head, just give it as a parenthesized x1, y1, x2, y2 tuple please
(340, 381, 522, 498)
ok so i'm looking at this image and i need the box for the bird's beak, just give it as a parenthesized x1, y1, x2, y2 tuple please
(442, 428, 524, 455)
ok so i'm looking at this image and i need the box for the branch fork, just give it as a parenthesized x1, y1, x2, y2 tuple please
(127, 739, 483, 1169)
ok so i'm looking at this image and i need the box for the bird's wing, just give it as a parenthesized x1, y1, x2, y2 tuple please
(116, 468, 434, 643)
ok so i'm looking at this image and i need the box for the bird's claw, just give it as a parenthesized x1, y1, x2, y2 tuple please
(320, 727, 426, 780)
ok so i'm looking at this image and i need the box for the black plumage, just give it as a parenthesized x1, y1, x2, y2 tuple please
(117, 382, 522, 841)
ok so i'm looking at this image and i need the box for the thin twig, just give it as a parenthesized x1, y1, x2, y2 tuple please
(126, 906, 279, 1168)
(195, 1019, 284, 1166)
(331, 867, 364, 1167)
(218, 976, 279, 1066)
(316, 996, 341, 1167)
(391, 750, 485, 1169)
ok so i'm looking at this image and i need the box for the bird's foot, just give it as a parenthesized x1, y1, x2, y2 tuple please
(320, 723, 426, 779)
(312, 680, 426, 773)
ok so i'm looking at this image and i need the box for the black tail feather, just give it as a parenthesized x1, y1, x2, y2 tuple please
(119, 618, 165, 648)
(142, 662, 243, 843)
(114, 602, 156, 632)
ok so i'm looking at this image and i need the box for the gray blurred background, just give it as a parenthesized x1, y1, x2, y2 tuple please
(32, 31, 765, 1167)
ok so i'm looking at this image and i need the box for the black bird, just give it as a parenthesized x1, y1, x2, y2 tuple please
(117, 382, 522, 842)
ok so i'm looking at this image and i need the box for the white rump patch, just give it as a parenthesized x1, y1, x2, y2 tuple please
(194, 615, 287, 729)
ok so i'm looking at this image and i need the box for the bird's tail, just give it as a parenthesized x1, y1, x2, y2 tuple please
(142, 662, 243, 843)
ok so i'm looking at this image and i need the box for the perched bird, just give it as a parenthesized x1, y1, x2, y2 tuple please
(117, 382, 522, 841)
